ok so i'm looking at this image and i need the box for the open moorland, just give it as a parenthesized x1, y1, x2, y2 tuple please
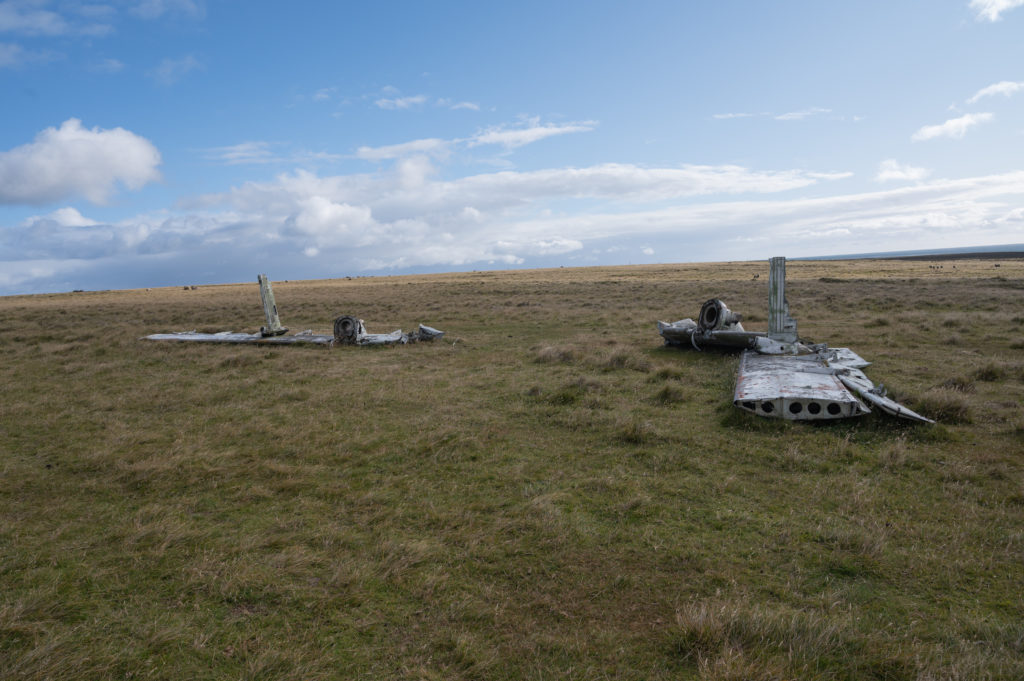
(1, 257, 1022, 680)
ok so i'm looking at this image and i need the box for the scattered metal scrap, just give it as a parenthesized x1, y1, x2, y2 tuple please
(658, 257, 933, 423)
(143, 275, 443, 347)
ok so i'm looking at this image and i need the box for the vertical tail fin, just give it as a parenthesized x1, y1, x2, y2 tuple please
(768, 257, 798, 342)
(257, 274, 288, 337)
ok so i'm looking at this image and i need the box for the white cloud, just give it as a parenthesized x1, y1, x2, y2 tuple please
(375, 94, 427, 109)
(0, 1, 67, 34)
(468, 119, 596, 148)
(356, 138, 451, 161)
(775, 107, 831, 121)
(203, 142, 275, 164)
(970, 0, 1024, 21)
(641, 247, 655, 255)
(21, 207, 99, 227)
(313, 87, 336, 102)
(0, 40, 56, 67)
(0, 118, 161, 204)
(353, 118, 596, 160)
(0, 40, 21, 65)
(876, 159, 931, 182)
(7, 165, 1024, 294)
(149, 54, 202, 85)
(449, 101, 480, 111)
(0, 0, 111, 36)
(88, 57, 124, 73)
(967, 80, 1024, 104)
(912, 112, 993, 141)
(712, 112, 757, 119)
(200, 141, 343, 166)
(131, 0, 204, 20)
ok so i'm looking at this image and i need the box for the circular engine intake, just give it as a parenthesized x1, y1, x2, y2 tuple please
(698, 299, 742, 331)
(333, 315, 363, 344)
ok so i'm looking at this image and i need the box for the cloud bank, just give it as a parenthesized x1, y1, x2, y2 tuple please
(7, 148, 1024, 295)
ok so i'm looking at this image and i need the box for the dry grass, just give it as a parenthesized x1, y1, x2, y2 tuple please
(1, 257, 1023, 679)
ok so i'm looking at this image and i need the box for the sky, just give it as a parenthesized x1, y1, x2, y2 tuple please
(1, 0, 1024, 295)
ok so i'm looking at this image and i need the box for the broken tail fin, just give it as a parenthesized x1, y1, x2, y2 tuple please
(257, 274, 288, 337)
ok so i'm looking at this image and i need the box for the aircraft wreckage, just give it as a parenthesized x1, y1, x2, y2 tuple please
(658, 257, 933, 423)
(143, 274, 444, 346)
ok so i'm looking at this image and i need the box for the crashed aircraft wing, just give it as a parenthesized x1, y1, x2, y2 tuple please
(142, 275, 443, 347)
(659, 257, 934, 424)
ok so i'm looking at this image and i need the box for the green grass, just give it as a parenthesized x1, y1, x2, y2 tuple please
(1, 258, 1023, 679)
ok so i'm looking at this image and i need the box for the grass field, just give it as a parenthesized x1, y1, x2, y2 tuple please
(1, 257, 1022, 680)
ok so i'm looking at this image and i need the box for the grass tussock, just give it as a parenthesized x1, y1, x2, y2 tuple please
(599, 348, 652, 373)
(668, 601, 858, 678)
(534, 344, 579, 364)
(939, 375, 976, 393)
(913, 388, 973, 424)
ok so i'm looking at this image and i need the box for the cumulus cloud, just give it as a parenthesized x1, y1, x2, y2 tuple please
(967, 80, 1024, 103)
(970, 0, 1024, 21)
(876, 159, 931, 182)
(149, 54, 202, 85)
(912, 112, 993, 141)
(0, 118, 161, 204)
(22, 207, 98, 227)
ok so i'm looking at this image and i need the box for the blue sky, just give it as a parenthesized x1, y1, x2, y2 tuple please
(2, 0, 1024, 294)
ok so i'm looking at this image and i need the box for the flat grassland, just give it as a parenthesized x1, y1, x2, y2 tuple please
(1, 258, 1022, 680)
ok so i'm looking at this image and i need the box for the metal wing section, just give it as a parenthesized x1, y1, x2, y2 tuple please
(734, 351, 870, 420)
(838, 370, 935, 424)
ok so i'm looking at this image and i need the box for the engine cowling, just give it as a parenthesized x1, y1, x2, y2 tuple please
(698, 299, 743, 331)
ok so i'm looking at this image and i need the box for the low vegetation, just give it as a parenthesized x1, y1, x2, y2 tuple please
(1, 257, 1022, 679)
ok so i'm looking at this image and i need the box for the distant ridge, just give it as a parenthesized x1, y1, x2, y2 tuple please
(798, 243, 1024, 261)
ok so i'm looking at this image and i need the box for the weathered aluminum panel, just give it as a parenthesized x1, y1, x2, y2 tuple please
(768, 256, 798, 343)
(143, 330, 332, 345)
(733, 351, 869, 420)
(144, 324, 445, 347)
